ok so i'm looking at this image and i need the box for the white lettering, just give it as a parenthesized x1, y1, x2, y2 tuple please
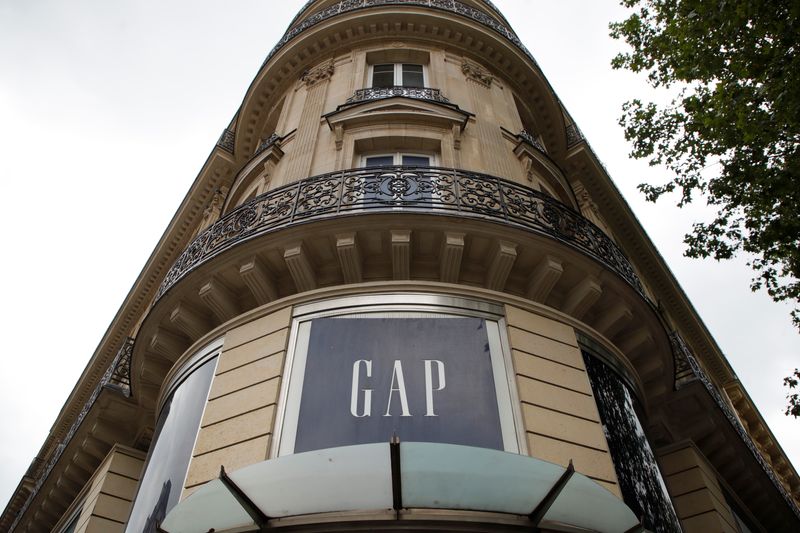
(350, 360, 372, 417)
(424, 360, 446, 416)
(384, 360, 412, 417)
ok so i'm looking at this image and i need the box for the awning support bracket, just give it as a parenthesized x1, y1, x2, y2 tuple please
(219, 465, 270, 529)
(529, 459, 575, 530)
(390, 435, 403, 512)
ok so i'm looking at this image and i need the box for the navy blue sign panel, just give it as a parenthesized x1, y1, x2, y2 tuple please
(294, 317, 504, 452)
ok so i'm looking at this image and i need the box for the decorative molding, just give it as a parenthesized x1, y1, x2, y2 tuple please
(169, 303, 211, 341)
(440, 232, 465, 283)
(336, 233, 363, 284)
(461, 60, 493, 88)
(284, 242, 318, 292)
(255, 133, 282, 157)
(566, 123, 585, 147)
(198, 278, 239, 322)
(289, 0, 506, 31)
(217, 128, 235, 153)
(669, 332, 800, 520)
(391, 230, 412, 280)
(198, 186, 229, 233)
(562, 276, 602, 319)
(239, 257, 278, 305)
(518, 130, 546, 154)
(301, 59, 335, 87)
(154, 166, 647, 303)
(485, 240, 517, 291)
(274, 1, 535, 75)
(527, 255, 563, 302)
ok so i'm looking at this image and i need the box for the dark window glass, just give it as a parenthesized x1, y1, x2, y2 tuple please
(401, 155, 430, 166)
(294, 317, 504, 452)
(372, 64, 395, 88)
(365, 155, 394, 167)
(402, 64, 424, 87)
(124, 357, 217, 533)
(582, 353, 683, 533)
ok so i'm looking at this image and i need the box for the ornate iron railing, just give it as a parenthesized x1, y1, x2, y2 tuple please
(217, 128, 235, 153)
(518, 130, 546, 154)
(344, 86, 450, 105)
(669, 333, 800, 520)
(262, 0, 540, 72)
(566, 123, 585, 148)
(9, 338, 134, 532)
(155, 167, 645, 302)
(289, 0, 505, 31)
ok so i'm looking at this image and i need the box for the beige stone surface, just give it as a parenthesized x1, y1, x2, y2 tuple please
(92, 472, 139, 501)
(507, 327, 584, 369)
(516, 375, 599, 422)
(107, 451, 145, 480)
(217, 327, 288, 374)
(90, 493, 132, 523)
(681, 511, 739, 533)
(522, 404, 607, 451)
(666, 466, 727, 506)
(673, 490, 732, 525)
(513, 351, 593, 395)
(659, 443, 738, 532)
(527, 433, 618, 485)
(223, 307, 292, 350)
(82, 516, 126, 533)
(504, 306, 578, 347)
(185, 435, 271, 488)
(72, 446, 144, 533)
(209, 352, 284, 400)
(194, 406, 275, 455)
(202, 377, 281, 427)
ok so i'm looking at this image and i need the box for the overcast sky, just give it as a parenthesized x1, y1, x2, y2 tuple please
(0, 0, 797, 511)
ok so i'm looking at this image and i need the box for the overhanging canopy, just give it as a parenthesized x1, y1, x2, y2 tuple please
(161, 442, 641, 532)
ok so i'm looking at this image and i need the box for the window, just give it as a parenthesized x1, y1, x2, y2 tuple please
(274, 295, 523, 457)
(371, 63, 425, 88)
(364, 153, 431, 167)
(125, 340, 222, 533)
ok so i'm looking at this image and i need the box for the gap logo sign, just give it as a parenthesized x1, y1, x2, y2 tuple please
(294, 316, 504, 452)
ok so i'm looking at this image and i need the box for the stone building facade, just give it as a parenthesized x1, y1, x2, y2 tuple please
(2, 1, 799, 532)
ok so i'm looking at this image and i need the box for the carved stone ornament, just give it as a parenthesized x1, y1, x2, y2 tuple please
(200, 186, 230, 231)
(573, 181, 604, 225)
(461, 60, 493, 88)
(301, 59, 335, 87)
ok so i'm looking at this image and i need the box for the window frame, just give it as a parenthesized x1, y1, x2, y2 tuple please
(272, 294, 526, 458)
(361, 152, 436, 168)
(369, 63, 427, 88)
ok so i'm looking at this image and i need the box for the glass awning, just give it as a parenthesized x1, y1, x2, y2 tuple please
(161, 442, 642, 533)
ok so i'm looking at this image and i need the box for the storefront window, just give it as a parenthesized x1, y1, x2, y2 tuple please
(582, 352, 683, 533)
(276, 296, 521, 456)
(125, 343, 220, 533)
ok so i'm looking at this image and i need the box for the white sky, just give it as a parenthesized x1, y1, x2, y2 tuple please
(0, 0, 797, 511)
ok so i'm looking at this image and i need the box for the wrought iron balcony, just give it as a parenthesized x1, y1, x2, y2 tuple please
(344, 86, 450, 106)
(262, 1, 538, 71)
(156, 167, 645, 302)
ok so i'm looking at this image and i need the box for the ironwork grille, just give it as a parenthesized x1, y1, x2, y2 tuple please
(156, 167, 645, 301)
